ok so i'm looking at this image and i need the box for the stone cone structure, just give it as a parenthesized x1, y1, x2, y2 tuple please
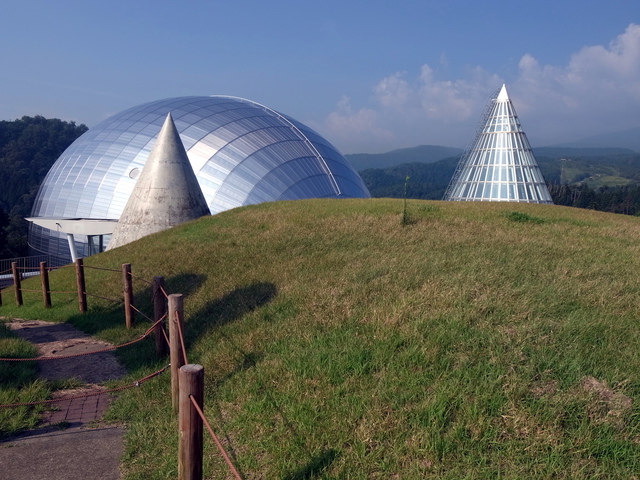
(444, 84, 553, 204)
(106, 113, 210, 250)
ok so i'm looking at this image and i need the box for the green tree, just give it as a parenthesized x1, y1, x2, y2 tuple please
(0, 116, 87, 258)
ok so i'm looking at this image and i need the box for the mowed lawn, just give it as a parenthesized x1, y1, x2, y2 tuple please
(2, 198, 640, 478)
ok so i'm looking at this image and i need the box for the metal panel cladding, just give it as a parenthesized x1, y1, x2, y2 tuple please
(30, 96, 371, 257)
(444, 85, 553, 204)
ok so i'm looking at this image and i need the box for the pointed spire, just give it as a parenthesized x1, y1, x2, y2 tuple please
(106, 113, 211, 250)
(443, 85, 553, 204)
(497, 84, 509, 101)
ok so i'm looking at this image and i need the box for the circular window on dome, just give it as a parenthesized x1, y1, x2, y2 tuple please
(128, 168, 140, 179)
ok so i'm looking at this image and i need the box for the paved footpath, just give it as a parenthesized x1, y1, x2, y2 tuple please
(0, 320, 127, 480)
(1, 425, 125, 480)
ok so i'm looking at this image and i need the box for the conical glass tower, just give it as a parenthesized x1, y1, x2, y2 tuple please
(444, 85, 553, 204)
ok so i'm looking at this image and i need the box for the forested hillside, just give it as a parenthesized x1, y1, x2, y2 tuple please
(345, 145, 462, 171)
(0, 116, 87, 258)
(361, 153, 640, 215)
(2, 116, 640, 260)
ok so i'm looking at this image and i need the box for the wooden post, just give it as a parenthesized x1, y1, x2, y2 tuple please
(179, 364, 204, 480)
(11, 262, 23, 306)
(122, 263, 135, 329)
(169, 293, 185, 412)
(40, 261, 52, 308)
(75, 258, 87, 313)
(153, 276, 167, 357)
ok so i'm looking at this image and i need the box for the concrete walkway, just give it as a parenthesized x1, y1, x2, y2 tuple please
(1, 425, 125, 480)
(0, 320, 127, 479)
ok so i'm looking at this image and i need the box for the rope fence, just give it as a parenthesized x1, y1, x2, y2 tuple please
(2, 260, 159, 327)
(190, 394, 243, 480)
(84, 291, 123, 303)
(130, 303, 155, 323)
(0, 364, 170, 409)
(82, 265, 123, 273)
(129, 272, 154, 286)
(174, 309, 190, 366)
(1, 260, 245, 479)
(0, 316, 165, 362)
(160, 285, 169, 299)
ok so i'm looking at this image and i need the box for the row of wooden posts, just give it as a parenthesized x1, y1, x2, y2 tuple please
(3, 259, 207, 479)
(5, 259, 165, 351)
(131, 287, 207, 479)
(7, 259, 133, 321)
(169, 294, 206, 480)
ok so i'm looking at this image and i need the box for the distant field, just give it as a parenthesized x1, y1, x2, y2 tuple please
(584, 175, 634, 188)
(2, 198, 640, 478)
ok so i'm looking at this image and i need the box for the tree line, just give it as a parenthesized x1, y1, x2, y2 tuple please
(1, 115, 639, 260)
(549, 183, 640, 215)
(360, 158, 640, 216)
(0, 116, 87, 258)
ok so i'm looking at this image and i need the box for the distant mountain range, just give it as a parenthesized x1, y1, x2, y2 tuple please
(350, 137, 640, 203)
(345, 145, 462, 171)
(345, 130, 640, 173)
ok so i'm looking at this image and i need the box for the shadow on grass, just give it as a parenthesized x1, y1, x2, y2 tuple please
(184, 281, 277, 387)
(65, 277, 276, 374)
(65, 272, 209, 336)
(284, 449, 340, 479)
(186, 282, 277, 342)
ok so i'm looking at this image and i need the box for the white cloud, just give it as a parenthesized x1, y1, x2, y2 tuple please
(318, 96, 395, 153)
(318, 24, 640, 153)
(513, 23, 640, 142)
(373, 72, 412, 108)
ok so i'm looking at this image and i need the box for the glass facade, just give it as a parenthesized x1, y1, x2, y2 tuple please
(30, 96, 371, 259)
(444, 86, 553, 204)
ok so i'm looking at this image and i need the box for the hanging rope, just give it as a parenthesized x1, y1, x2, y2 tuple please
(81, 265, 122, 273)
(0, 316, 165, 362)
(174, 309, 189, 365)
(128, 272, 153, 286)
(189, 395, 243, 480)
(0, 364, 170, 409)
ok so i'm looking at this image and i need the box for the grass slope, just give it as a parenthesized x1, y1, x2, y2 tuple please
(0, 323, 49, 437)
(2, 199, 640, 478)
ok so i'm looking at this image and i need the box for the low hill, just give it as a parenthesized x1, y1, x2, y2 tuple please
(345, 145, 462, 171)
(2, 199, 640, 478)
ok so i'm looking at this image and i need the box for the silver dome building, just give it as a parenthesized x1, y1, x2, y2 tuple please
(29, 96, 371, 260)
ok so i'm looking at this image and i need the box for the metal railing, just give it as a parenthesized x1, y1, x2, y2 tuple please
(0, 254, 69, 288)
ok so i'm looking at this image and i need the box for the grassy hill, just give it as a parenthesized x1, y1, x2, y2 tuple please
(2, 199, 640, 478)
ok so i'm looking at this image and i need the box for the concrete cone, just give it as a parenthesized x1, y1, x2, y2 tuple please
(107, 113, 210, 250)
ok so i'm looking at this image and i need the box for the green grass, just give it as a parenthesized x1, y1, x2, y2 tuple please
(0, 322, 50, 437)
(2, 198, 640, 477)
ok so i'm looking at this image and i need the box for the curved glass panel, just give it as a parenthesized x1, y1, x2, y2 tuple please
(30, 96, 370, 258)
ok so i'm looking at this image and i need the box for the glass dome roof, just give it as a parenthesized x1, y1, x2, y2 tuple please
(30, 96, 370, 258)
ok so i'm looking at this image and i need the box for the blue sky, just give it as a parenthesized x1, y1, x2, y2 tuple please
(0, 0, 638, 153)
